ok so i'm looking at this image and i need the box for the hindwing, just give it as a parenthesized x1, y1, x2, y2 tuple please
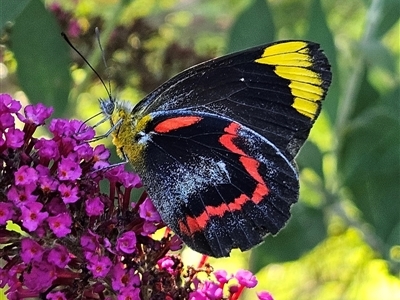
(133, 110, 299, 257)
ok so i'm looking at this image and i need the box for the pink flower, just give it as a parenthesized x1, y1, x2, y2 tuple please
(85, 196, 104, 216)
(214, 269, 232, 284)
(47, 213, 72, 237)
(5, 128, 24, 148)
(257, 291, 274, 300)
(14, 166, 39, 186)
(46, 291, 67, 300)
(87, 255, 112, 278)
(7, 183, 37, 207)
(19, 103, 53, 125)
(20, 238, 44, 263)
(57, 156, 82, 181)
(47, 245, 71, 268)
(235, 269, 258, 288)
(0, 202, 15, 225)
(111, 263, 140, 291)
(157, 256, 174, 273)
(24, 261, 56, 292)
(21, 202, 48, 232)
(116, 231, 137, 254)
(59, 183, 79, 204)
(139, 198, 161, 222)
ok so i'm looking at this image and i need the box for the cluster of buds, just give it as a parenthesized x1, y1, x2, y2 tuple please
(0, 94, 272, 300)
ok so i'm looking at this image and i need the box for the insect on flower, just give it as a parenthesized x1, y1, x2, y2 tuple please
(63, 31, 332, 258)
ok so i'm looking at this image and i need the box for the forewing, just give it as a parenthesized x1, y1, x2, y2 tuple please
(133, 40, 331, 160)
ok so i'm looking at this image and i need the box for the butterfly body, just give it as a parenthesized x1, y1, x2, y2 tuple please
(104, 40, 331, 257)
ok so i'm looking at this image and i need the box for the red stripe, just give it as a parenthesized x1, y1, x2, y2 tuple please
(178, 122, 270, 236)
(218, 122, 246, 156)
(154, 116, 202, 133)
(180, 183, 269, 235)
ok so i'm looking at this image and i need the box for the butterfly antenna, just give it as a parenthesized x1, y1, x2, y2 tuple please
(61, 32, 112, 99)
(95, 27, 113, 96)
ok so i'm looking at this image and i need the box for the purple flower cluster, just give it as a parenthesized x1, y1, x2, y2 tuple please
(0, 94, 272, 299)
(49, 3, 81, 38)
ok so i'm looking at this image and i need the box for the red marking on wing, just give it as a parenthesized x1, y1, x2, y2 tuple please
(218, 123, 246, 156)
(154, 116, 203, 133)
(178, 122, 271, 236)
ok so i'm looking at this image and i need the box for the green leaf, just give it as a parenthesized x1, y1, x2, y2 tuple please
(249, 203, 326, 273)
(362, 39, 396, 73)
(297, 141, 324, 180)
(0, 0, 31, 31)
(9, 0, 71, 118)
(376, 0, 400, 37)
(227, 0, 275, 53)
(350, 67, 380, 120)
(306, 0, 338, 124)
(338, 107, 400, 259)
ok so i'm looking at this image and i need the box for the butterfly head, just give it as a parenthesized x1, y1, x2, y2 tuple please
(99, 96, 115, 119)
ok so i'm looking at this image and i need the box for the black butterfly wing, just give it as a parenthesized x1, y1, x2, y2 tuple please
(132, 40, 331, 160)
(134, 111, 299, 257)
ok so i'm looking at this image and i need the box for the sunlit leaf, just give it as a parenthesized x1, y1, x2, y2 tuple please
(227, 0, 275, 53)
(250, 203, 326, 273)
(306, 0, 338, 124)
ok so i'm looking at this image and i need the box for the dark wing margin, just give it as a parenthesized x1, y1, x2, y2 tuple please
(132, 40, 332, 161)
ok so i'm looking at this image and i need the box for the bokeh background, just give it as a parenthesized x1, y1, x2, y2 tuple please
(1, 0, 399, 299)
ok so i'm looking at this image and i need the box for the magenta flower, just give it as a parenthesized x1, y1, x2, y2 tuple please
(47, 245, 71, 268)
(0, 93, 21, 113)
(139, 197, 161, 222)
(111, 263, 140, 291)
(235, 269, 258, 288)
(87, 254, 112, 278)
(257, 291, 274, 300)
(19, 102, 53, 125)
(80, 231, 99, 252)
(116, 231, 137, 254)
(0, 111, 15, 129)
(190, 279, 223, 300)
(141, 220, 157, 235)
(46, 291, 67, 300)
(7, 183, 38, 207)
(24, 261, 56, 292)
(57, 156, 82, 181)
(14, 166, 39, 186)
(158, 256, 175, 273)
(117, 286, 140, 300)
(0, 95, 270, 299)
(214, 269, 232, 284)
(21, 202, 48, 231)
(47, 213, 72, 237)
(20, 238, 45, 263)
(58, 183, 79, 204)
(85, 196, 104, 216)
(0, 202, 15, 225)
(39, 176, 59, 193)
(35, 138, 60, 161)
(5, 128, 24, 149)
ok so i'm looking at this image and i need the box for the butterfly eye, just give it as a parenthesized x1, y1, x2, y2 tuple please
(99, 98, 115, 116)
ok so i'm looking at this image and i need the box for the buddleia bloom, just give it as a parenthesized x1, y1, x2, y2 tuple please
(0, 94, 271, 300)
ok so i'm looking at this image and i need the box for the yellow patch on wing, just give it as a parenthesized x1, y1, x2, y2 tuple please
(255, 41, 326, 119)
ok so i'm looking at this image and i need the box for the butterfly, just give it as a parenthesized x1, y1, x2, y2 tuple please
(98, 40, 331, 258)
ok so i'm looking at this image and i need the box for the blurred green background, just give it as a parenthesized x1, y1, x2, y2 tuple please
(1, 0, 399, 299)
